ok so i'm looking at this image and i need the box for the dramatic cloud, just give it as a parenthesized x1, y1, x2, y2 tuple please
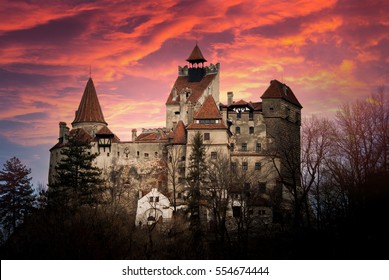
(1, 0, 388, 184)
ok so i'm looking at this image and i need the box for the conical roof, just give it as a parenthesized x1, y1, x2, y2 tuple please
(72, 78, 107, 125)
(186, 44, 207, 63)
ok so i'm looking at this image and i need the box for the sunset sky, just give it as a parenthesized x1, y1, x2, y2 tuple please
(1, 0, 388, 186)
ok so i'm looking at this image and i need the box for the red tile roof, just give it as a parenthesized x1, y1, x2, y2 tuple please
(186, 44, 207, 63)
(165, 74, 217, 105)
(194, 95, 221, 119)
(187, 123, 227, 130)
(135, 129, 169, 143)
(261, 80, 302, 108)
(95, 126, 120, 143)
(72, 78, 107, 125)
(171, 120, 187, 144)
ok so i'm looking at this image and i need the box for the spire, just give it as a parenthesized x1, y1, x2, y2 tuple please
(72, 78, 107, 125)
(186, 43, 207, 64)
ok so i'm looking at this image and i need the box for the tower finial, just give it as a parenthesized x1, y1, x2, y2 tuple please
(89, 65, 92, 78)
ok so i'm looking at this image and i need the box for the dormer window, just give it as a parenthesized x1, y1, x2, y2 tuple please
(97, 136, 112, 152)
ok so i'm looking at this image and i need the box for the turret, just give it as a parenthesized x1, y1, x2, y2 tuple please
(186, 44, 207, 82)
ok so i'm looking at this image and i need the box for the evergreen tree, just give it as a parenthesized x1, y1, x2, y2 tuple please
(186, 131, 208, 256)
(0, 157, 35, 236)
(48, 129, 104, 209)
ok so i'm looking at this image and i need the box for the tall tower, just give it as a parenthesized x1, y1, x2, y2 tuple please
(72, 77, 107, 136)
(165, 43, 220, 130)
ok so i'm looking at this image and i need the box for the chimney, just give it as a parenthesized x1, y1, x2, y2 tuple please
(227, 91, 234, 106)
(132, 129, 137, 142)
(59, 122, 68, 144)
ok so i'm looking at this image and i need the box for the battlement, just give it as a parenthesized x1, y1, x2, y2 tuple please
(178, 63, 220, 77)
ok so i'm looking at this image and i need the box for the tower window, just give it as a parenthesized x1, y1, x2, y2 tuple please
(231, 162, 236, 171)
(204, 133, 210, 140)
(242, 162, 248, 170)
(237, 111, 241, 118)
(137, 151, 139, 157)
(236, 127, 240, 134)
(155, 152, 158, 157)
(255, 162, 261, 170)
(211, 152, 217, 159)
(249, 111, 254, 120)
(249, 127, 254, 134)
(149, 197, 154, 202)
(242, 143, 247, 151)
(175, 111, 180, 115)
(144, 153, 149, 158)
(230, 143, 235, 151)
(256, 143, 262, 152)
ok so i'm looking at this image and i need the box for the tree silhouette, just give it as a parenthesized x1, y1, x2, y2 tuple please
(0, 157, 35, 237)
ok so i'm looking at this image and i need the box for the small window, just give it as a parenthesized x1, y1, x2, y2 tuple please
(155, 152, 158, 157)
(258, 183, 266, 193)
(149, 197, 154, 202)
(117, 152, 120, 157)
(175, 111, 180, 115)
(181, 156, 186, 161)
(179, 167, 185, 173)
(231, 162, 236, 171)
(178, 177, 185, 183)
(137, 151, 139, 157)
(204, 133, 210, 140)
(233, 206, 241, 218)
(249, 127, 254, 134)
(155, 196, 159, 202)
(237, 111, 241, 119)
(144, 153, 149, 158)
(255, 162, 261, 170)
(88, 152, 91, 155)
(256, 143, 262, 152)
(242, 162, 248, 170)
(230, 143, 235, 151)
(242, 143, 247, 151)
(249, 111, 254, 120)
(236, 127, 240, 134)
(107, 152, 110, 157)
(259, 209, 266, 216)
(211, 151, 217, 159)
(269, 107, 274, 111)
(177, 193, 182, 199)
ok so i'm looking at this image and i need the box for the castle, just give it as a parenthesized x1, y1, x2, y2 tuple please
(49, 44, 302, 227)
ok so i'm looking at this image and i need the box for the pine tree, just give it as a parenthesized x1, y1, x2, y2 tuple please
(187, 131, 208, 219)
(186, 131, 208, 257)
(0, 157, 35, 236)
(48, 129, 104, 210)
